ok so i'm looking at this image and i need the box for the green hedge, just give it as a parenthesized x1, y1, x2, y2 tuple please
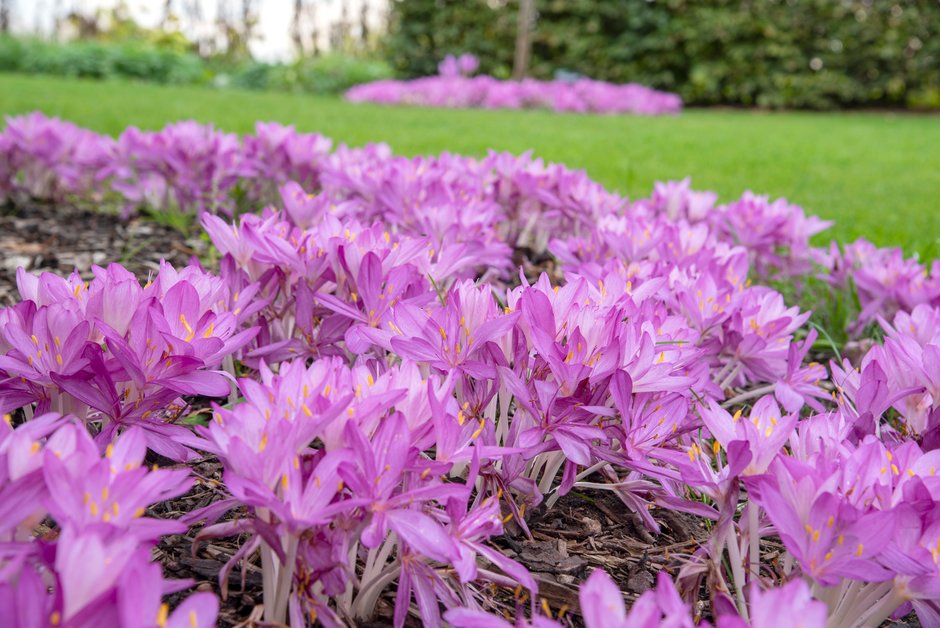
(0, 37, 207, 84)
(228, 55, 393, 94)
(384, 0, 940, 109)
(0, 37, 393, 96)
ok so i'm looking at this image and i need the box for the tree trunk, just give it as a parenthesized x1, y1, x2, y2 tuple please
(290, 0, 305, 57)
(161, 0, 173, 28)
(512, 0, 535, 80)
(0, 0, 11, 34)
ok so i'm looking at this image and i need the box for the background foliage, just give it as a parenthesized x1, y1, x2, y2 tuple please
(385, 0, 940, 109)
(0, 37, 392, 95)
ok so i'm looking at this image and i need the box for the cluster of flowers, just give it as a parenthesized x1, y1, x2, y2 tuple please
(3, 111, 940, 626)
(1, 415, 219, 626)
(344, 53, 682, 115)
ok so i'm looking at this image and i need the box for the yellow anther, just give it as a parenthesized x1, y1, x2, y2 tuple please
(156, 603, 169, 628)
(105, 443, 114, 458)
(281, 474, 289, 491)
(712, 440, 721, 456)
(856, 543, 864, 556)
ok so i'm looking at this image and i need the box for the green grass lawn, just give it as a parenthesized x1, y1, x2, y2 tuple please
(1, 73, 937, 257)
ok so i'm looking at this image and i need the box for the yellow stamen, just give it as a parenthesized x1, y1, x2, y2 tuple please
(156, 603, 169, 628)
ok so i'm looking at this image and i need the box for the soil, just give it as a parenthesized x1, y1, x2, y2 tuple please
(0, 201, 201, 306)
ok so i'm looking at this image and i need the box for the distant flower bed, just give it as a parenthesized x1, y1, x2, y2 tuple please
(345, 54, 682, 115)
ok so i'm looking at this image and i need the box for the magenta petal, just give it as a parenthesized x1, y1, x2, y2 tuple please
(386, 509, 458, 563)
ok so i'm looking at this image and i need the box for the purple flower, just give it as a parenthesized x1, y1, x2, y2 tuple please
(717, 579, 826, 628)
(580, 569, 700, 628)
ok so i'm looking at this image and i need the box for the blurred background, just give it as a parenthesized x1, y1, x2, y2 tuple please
(0, 0, 937, 109)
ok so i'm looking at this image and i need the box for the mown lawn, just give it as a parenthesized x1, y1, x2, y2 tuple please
(1, 72, 937, 257)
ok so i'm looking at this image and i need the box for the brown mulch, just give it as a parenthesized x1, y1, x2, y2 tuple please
(150, 464, 708, 627)
(0, 201, 201, 306)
